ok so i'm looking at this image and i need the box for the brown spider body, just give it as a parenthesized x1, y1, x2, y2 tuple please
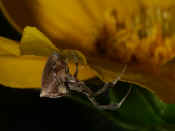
(40, 52, 131, 110)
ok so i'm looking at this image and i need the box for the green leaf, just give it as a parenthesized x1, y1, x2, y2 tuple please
(69, 78, 175, 131)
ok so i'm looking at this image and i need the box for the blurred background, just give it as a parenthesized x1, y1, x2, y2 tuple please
(1, 9, 175, 131)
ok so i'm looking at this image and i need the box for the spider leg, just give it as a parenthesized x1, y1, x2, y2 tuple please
(67, 64, 131, 110)
(80, 86, 132, 110)
(65, 64, 70, 73)
(68, 79, 132, 110)
(95, 64, 127, 96)
(95, 87, 132, 110)
(73, 63, 79, 78)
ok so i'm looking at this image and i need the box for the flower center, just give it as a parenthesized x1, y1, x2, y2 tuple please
(95, 5, 175, 67)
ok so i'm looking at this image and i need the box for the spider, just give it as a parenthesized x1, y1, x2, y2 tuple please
(40, 52, 132, 110)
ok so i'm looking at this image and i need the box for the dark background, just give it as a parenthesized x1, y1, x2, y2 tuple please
(0, 11, 122, 131)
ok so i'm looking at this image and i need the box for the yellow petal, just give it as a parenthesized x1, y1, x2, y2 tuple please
(0, 55, 46, 88)
(20, 26, 87, 65)
(0, 37, 20, 56)
(0, 55, 96, 88)
(20, 26, 59, 56)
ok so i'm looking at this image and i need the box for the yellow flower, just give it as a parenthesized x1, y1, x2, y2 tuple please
(0, 0, 175, 103)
